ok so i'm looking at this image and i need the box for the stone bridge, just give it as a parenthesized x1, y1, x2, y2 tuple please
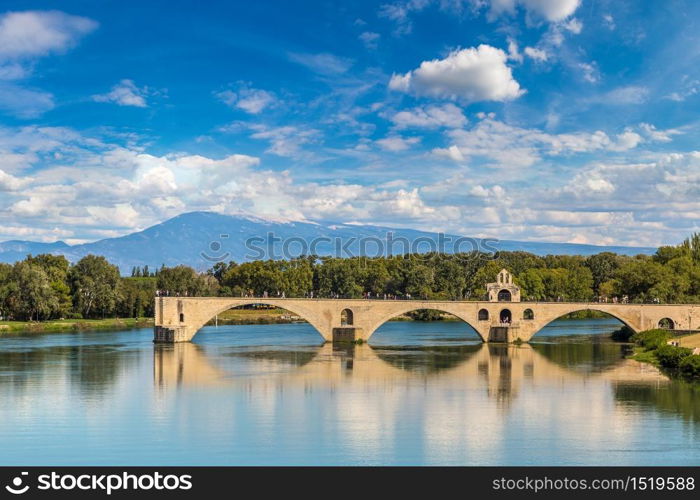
(154, 269, 700, 344)
(154, 296, 700, 344)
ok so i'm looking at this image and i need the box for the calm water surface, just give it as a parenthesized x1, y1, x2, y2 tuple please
(0, 318, 698, 465)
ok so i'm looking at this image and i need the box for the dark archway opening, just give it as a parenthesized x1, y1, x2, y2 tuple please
(658, 318, 675, 330)
(179, 313, 185, 322)
(500, 309, 512, 324)
(478, 308, 489, 321)
(498, 289, 512, 302)
(341, 308, 354, 326)
(523, 309, 534, 320)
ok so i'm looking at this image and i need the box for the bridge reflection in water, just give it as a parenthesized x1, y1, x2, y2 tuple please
(153, 341, 669, 407)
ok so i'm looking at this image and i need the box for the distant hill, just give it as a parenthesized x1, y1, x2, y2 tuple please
(0, 211, 656, 273)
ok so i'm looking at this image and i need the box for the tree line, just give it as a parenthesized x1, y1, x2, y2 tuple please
(206, 233, 700, 303)
(1, 233, 699, 321)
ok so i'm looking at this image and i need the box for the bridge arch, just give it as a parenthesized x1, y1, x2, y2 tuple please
(525, 305, 637, 341)
(341, 308, 354, 326)
(364, 305, 487, 342)
(498, 289, 512, 302)
(188, 299, 332, 342)
(500, 308, 512, 323)
(658, 317, 675, 330)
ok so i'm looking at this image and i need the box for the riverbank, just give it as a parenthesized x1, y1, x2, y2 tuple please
(622, 329, 700, 379)
(204, 308, 304, 325)
(0, 317, 153, 334)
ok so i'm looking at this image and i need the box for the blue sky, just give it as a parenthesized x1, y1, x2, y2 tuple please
(0, 0, 699, 247)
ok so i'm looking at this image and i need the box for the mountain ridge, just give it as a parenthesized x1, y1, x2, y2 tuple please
(0, 211, 657, 273)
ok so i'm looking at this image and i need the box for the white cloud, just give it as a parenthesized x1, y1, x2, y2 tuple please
(579, 175, 615, 194)
(578, 62, 599, 83)
(0, 11, 97, 118)
(592, 85, 649, 105)
(0, 11, 97, 119)
(0, 120, 698, 248)
(564, 18, 582, 34)
(0, 168, 27, 191)
(488, 0, 581, 22)
(378, 0, 431, 35)
(664, 76, 700, 102)
(0, 151, 36, 172)
(0, 62, 28, 80)
(288, 52, 354, 75)
(469, 184, 506, 198)
(603, 14, 615, 30)
(92, 80, 149, 107)
(445, 116, 652, 168)
(524, 46, 548, 62)
(432, 145, 465, 162)
(390, 103, 467, 129)
(87, 204, 140, 228)
(0, 10, 97, 60)
(376, 135, 421, 151)
(389, 45, 524, 103)
(245, 124, 321, 158)
(507, 38, 523, 63)
(383, 188, 436, 217)
(0, 83, 54, 118)
(609, 131, 642, 151)
(359, 31, 380, 49)
(639, 123, 682, 143)
(216, 86, 277, 114)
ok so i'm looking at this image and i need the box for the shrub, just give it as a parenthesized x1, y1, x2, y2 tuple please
(655, 344, 693, 368)
(679, 355, 700, 378)
(407, 309, 444, 321)
(611, 325, 635, 342)
(631, 329, 672, 350)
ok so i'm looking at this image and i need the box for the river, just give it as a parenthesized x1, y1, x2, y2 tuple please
(0, 318, 697, 465)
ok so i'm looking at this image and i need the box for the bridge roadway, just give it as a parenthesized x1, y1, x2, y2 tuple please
(154, 297, 700, 343)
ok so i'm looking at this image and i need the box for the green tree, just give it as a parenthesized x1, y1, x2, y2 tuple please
(518, 268, 546, 301)
(70, 255, 121, 318)
(27, 254, 72, 317)
(681, 232, 700, 263)
(158, 265, 218, 296)
(586, 252, 621, 294)
(12, 262, 58, 321)
(402, 259, 434, 298)
(614, 258, 665, 302)
(315, 258, 363, 298)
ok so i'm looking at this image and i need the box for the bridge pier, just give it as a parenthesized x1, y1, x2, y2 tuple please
(154, 325, 195, 343)
(488, 325, 521, 343)
(332, 327, 365, 343)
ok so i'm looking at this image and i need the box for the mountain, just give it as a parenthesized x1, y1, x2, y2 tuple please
(0, 211, 656, 273)
(0, 240, 71, 264)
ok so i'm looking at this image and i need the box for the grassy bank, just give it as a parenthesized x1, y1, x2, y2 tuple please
(0, 317, 153, 334)
(623, 329, 700, 379)
(205, 308, 305, 325)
